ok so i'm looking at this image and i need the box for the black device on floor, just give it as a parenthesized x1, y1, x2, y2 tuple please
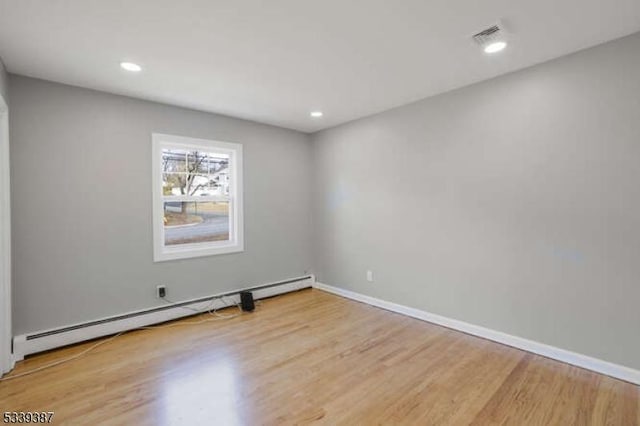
(240, 291, 255, 312)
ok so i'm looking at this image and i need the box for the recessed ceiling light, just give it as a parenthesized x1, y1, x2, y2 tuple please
(310, 111, 323, 118)
(120, 62, 142, 72)
(484, 41, 507, 54)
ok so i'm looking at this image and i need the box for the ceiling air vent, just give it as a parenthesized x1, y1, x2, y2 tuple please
(472, 25, 502, 46)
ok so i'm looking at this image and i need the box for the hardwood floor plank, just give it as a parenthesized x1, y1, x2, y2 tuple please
(1, 289, 638, 425)
(591, 376, 640, 426)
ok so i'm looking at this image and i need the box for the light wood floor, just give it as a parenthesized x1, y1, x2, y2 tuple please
(1, 289, 638, 425)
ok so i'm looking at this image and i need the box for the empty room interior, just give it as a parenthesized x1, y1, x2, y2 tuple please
(1, 1, 640, 424)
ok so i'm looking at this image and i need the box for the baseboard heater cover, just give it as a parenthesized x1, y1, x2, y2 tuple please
(13, 275, 314, 361)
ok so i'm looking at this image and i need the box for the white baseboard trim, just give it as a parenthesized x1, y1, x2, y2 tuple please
(12, 276, 314, 362)
(313, 282, 640, 386)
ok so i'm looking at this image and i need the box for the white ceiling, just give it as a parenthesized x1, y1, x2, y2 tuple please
(1, 1, 639, 133)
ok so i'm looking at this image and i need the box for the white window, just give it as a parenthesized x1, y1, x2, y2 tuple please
(152, 133, 243, 261)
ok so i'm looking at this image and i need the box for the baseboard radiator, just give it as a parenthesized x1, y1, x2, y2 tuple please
(13, 275, 314, 361)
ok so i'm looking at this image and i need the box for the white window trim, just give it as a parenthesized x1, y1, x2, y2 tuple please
(152, 133, 243, 262)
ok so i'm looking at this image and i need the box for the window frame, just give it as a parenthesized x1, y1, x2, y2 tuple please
(152, 133, 244, 262)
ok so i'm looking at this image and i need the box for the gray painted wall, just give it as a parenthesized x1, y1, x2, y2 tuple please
(311, 32, 640, 370)
(0, 58, 7, 103)
(10, 76, 313, 334)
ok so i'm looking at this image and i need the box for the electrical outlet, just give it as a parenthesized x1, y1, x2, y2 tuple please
(156, 285, 166, 298)
(366, 270, 374, 282)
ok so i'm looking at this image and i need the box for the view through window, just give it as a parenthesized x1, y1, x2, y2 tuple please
(162, 149, 230, 245)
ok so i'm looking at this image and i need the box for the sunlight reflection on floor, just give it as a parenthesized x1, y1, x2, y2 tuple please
(161, 357, 241, 425)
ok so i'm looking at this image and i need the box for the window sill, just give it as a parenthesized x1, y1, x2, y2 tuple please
(153, 242, 244, 262)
